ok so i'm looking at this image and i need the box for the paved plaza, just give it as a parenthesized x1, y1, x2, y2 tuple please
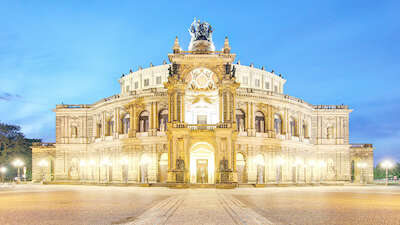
(0, 184, 400, 225)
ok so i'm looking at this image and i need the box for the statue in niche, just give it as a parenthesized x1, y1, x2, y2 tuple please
(239, 118, 244, 132)
(160, 118, 165, 132)
(200, 167, 206, 183)
(140, 119, 144, 132)
(71, 126, 78, 137)
(261, 121, 265, 133)
(327, 126, 334, 139)
(257, 165, 264, 184)
(219, 158, 229, 171)
(141, 165, 148, 183)
(176, 158, 185, 170)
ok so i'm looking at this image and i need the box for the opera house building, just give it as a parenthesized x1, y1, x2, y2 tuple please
(32, 21, 374, 187)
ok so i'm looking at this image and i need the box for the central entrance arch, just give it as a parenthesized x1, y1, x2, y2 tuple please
(189, 142, 215, 184)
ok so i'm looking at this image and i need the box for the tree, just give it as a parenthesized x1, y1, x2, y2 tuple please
(0, 122, 41, 181)
(374, 161, 400, 180)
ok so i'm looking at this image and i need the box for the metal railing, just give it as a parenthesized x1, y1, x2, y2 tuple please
(187, 124, 217, 131)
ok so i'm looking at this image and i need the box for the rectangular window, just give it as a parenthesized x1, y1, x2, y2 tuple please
(144, 79, 149, 87)
(255, 79, 260, 87)
(134, 82, 139, 89)
(274, 85, 278, 92)
(265, 82, 270, 89)
(156, 76, 161, 84)
(243, 77, 248, 85)
(126, 85, 130, 93)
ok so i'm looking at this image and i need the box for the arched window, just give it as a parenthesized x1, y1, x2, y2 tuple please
(255, 111, 265, 133)
(327, 126, 334, 139)
(274, 114, 282, 134)
(108, 116, 114, 136)
(236, 109, 245, 132)
(255, 154, 265, 184)
(302, 121, 308, 138)
(97, 122, 102, 137)
(139, 111, 149, 132)
(159, 109, 168, 132)
(236, 153, 246, 183)
(71, 126, 78, 137)
(289, 117, 296, 136)
(122, 114, 130, 134)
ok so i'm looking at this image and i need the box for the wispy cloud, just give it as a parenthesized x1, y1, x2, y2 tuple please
(0, 92, 21, 101)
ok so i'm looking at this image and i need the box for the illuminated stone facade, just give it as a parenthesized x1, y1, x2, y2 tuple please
(32, 22, 374, 185)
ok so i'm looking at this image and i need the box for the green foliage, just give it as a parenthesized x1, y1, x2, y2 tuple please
(374, 162, 400, 179)
(0, 122, 40, 181)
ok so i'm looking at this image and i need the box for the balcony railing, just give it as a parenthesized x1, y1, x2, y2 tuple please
(188, 124, 217, 131)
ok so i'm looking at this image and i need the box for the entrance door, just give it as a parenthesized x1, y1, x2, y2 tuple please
(159, 153, 168, 183)
(196, 159, 208, 183)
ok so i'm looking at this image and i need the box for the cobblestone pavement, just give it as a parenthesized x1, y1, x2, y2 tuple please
(1, 184, 400, 225)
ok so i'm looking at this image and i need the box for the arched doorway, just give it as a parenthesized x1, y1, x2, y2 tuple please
(255, 154, 265, 184)
(189, 142, 215, 184)
(159, 153, 168, 183)
(138, 111, 149, 132)
(140, 154, 151, 183)
(158, 109, 168, 132)
(236, 153, 246, 183)
(255, 111, 265, 133)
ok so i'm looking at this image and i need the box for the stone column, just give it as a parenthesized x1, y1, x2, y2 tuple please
(219, 92, 223, 123)
(128, 105, 136, 138)
(155, 102, 159, 130)
(174, 92, 178, 122)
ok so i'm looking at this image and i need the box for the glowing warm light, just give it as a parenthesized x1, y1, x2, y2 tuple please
(38, 159, 49, 167)
(276, 157, 285, 165)
(140, 155, 151, 165)
(159, 153, 168, 166)
(120, 157, 129, 165)
(101, 157, 112, 166)
(255, 155, 265, 166)
(308, 160, 316, 167)
(0, 167, 7, 173)
(318, 160, 326, 167)
(88, 159, 96, 166)
(79, 160, 86, 167)
(357, 162, 367, 168)
(12, 159, 24, 167)
(294, 158, 303, 166)
(381, 160, 393, 169)
(189, 143, 215, 184)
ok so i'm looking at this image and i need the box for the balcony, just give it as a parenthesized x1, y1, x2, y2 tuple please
(188, 124, 217, 131)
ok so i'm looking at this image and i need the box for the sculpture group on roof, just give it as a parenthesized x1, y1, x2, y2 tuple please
(189, 18, 213, 42)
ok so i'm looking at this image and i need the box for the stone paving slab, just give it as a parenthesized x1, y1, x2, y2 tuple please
(126, 189, 274, 225)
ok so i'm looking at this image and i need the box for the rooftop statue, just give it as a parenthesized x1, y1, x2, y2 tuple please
(188, 18, 215, 51)
(189, 18, 213, 41)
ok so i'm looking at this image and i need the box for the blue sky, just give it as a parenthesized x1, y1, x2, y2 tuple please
(0, 1, 399, 164)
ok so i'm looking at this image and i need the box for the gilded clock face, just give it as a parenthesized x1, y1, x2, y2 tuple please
(187, 68, 217, 90)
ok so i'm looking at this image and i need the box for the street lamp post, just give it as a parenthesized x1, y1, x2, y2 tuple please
(0, 167, 7, 183)
(309, 160, 316, 183)
(101, 157, 111, 184)
(294, 159, 303, 184)
(381, 160, 393, 186)
(79, 160, 87, 182)
(318, 160, 326, 183)
(120, 157, 129, 183)
(357, 162, 367, 184)
(276, 157, 285, 184)
(12, 159, 24, 183)
(38, 160, 49, 183)
(88, 160, 95, 181)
